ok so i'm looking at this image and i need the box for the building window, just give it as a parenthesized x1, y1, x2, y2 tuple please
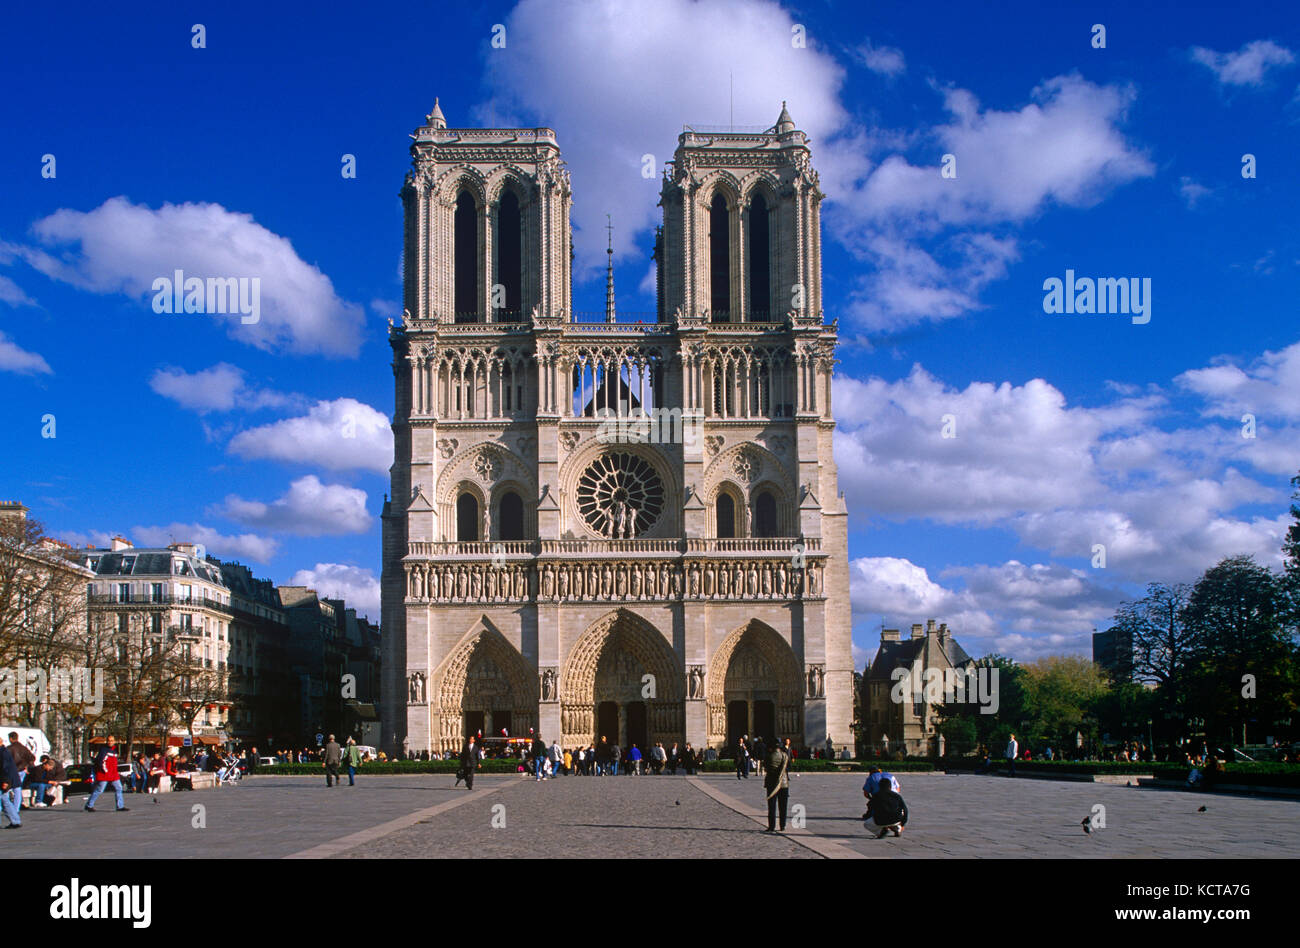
(457, 493, 480, 542)
(495, 190, 522, 320)
(709, 193, 731, 321)
(151, 583, 163, 603)
(747, 191, 770, 320)
(179, 584, 192, 602)
(716, 492, 736, 539)
(454, 190, 479, 321)
(118, 583, 130, 603)
(754, 490, 778, 538)
(497, 491, 525, 541)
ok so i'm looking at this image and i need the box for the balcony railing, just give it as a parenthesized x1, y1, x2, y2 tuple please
(405, 537, 822, 558)
(89, 593, 231, 612)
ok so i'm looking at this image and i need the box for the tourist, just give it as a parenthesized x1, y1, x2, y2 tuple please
(628, 744, 643, 775)
(863, 780, 908, 839)
(0, 742, 21, 828)
(457, 736, 478, 790)
(752, 736, 766, 776)
(1005, 733, 1018, 777)
(345, 738, 362, 786)
(548, 739, 563, 776)
(147, 753, 166, 793)
(608, 741, 621, 776)
(84, 737, 128, 812)
(40, 757, 70, 806)
(24, 756, 50, 809)
(6, 733, 33, 812)
(764, 736, 790, 832)
(667, 742, 680, 775)
(735, 739, 750, 780)
(704, 745, 718, 763)
(651, 742, 666, 775)
(682, 742, 696, 775)
(322, 735, 342, 787)
(531, 733, 548, 781)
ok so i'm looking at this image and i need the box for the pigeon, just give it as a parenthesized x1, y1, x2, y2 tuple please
(675, 800, 680, 806)
(1081, 817, 1092, 834)
(1198, 805, 1207, 812)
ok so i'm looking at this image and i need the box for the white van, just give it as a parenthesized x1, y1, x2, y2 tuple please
(1, 727, 51, 764)
(355, 745, 379, 761)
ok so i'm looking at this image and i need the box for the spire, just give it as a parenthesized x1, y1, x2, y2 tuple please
(604, 214, 616, 324)
(426, 98, 447, 129)
(775, 100, 795, 135)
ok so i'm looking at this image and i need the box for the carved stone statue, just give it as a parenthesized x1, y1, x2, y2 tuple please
(541, 668, 557, 702)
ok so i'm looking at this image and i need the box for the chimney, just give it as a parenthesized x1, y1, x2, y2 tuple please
(910, 623, 923, 639)
(880, 628, 900, 643)
(0, 501, 28, 523)
(110, 536, 133, 551)
(170, 542, 197, 555)
(926, 619, 937, 635)
(938, 622, 949, 643)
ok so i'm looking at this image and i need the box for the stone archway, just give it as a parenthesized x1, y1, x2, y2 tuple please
(435, 624, 535, 755)
(560, 608, 683, 750)
(707, 619, 803, 749)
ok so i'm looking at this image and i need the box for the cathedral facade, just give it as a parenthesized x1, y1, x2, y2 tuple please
(380, 100, 851, 757)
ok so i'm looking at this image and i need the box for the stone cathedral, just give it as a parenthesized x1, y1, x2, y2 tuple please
(380, 99, 851, 757)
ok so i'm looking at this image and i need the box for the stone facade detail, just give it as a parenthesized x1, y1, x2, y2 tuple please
(380, 101, 851, 757)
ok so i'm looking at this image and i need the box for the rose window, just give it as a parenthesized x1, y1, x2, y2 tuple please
(576, 452, 665, 538)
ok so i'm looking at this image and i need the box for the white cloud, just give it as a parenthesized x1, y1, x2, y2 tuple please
(149, 363, 303, 414)
(1178, 176, 1211, 209)
(856, 40, 905, 77)
(479, 0, 848, 277)
(227, 397, 393, 474)
(1175, 339, 1300, 421)
(0, 275, 34, 307)
(213, 475, 372, 536)
(130, 523, 278, 563)
(0, 331, 52, 376)
(9, 197, 364, 357)
(1190, 39, 1295, 87)
(287, 562, 380, 620)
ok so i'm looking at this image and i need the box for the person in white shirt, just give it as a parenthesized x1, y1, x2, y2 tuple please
(1005, 734, 1018, 777)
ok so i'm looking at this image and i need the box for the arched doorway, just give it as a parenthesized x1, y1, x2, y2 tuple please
(457, 493, 479, 541)
(561, 609, 683, 750)
(435, 626, 535, 755)
(708, 620, 803, 750)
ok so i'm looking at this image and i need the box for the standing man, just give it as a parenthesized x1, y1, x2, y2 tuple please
(531, 733, 548, 781)
(84, 737, 128, 812)
(6, 733, 33, 813)
(458, 735, 478, 790)
(0, 742, 21, 828)
(682, 743, 696, 775)
(764, 736, 790, 833)
(322, 734, 342, 787)
(344, 738, 362, 786)
(735, 738, 750, 780)
(1005, 733, 1018, 777)
(752, 736, 766, 777)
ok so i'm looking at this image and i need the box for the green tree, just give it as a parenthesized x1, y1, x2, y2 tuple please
(1020, 655, 1109, 751)
(932, 655, 1029, 755)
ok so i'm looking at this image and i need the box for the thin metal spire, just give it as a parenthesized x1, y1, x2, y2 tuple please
(604, 214, 616, 324)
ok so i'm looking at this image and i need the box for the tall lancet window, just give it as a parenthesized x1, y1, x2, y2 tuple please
(496, 191, 522, 321)
(454, 191, 479, 322)
(709, 193, 730, 321)
(747, 192, 770, 321)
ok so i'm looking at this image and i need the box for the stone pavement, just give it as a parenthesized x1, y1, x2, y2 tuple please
(1, 771, 1295, 859)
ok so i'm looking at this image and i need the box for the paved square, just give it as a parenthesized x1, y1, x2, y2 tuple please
(2, 771, 1295, 859)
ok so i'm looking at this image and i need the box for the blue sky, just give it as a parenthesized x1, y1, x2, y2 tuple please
(2, 1, 1298, 665)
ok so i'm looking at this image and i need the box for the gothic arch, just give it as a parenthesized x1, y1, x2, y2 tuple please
(559, 608, 683, 746)
(699, 171, 743, 210)
(557, 440, 682, 540)
(702, 443, 793, 523)
(706, 619, 803, 746)
(486, 167, 534, 206)
(435, 166, 488, 207)
(434, 621, 536, 753)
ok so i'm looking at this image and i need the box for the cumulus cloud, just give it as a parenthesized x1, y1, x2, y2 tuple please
(8, 197, 364, 357)
(479, 0, 848, 277)
(130, 523, 278, 563)
(287, 562, 380, 620)
(212, 475, 372, 536)
(227, 397, 393, 474)
(1175, 339, 1300, 421)
(1190, 39, 1295, 87)
(149, 363, 303, 415)
(833, 355, 1299, 586)
(0, 331, 52, 376)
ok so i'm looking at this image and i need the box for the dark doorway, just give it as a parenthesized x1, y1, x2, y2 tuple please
(597, 701, 619, 743)
(457, 493, 480, 541)
(748, 192, 770, 320)
(625, 701, 648, 752)
(709, 193, 730, 321)
(463, 710, 484, 740)
(727, 700, 749, 750)
(454, 191, 478, 321)
(716, 493, 736, 539)
(753, 700, 776, 744)
(496, 191, 522, 319)
(494, 710, 512, 737)
(498, 491, 524, 540)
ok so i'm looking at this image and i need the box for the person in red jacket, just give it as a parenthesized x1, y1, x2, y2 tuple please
(84, 737, 129, 812)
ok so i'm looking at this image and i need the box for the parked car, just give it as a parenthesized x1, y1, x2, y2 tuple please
(62, 764, 97, 796)
(257, 756, 277, 767)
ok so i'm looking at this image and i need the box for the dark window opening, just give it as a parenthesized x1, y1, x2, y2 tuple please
(496, 191, 522, 321)
(498, 491, 525, 541)
(748, 192, 770, 321)
(754, 491, 778, 538)
(709, 193, 730, 321)
(717, 493, 736, 539)
(454, 191, 478, 321)
(456, 493, 480, 542)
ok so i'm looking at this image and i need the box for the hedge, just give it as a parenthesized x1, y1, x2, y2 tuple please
(938, 758, 1300, 788)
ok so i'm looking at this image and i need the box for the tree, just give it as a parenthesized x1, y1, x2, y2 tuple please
(1020, 655, 1109, 751)
(1108, 582, 1195, 731)
(94, 610, 189, 760)
(932, 654, 1029, 755)
(1182, 555, 1297, 747)
(1283, 471, 1300, 622)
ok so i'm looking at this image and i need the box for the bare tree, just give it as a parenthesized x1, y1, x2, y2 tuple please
(1111, 583, 1194, 705)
